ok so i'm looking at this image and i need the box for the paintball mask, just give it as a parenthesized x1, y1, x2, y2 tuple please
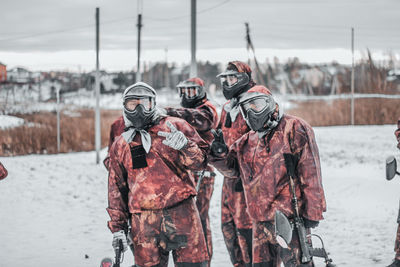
(176, 78, 206, 108)
(217, 69, 250, 100)
(239, 93, 276, 132)
(217, 61, 252, 100)
(123, 82, 157, 129)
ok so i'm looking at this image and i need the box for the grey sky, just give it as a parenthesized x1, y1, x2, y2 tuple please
(0, 0, 399, 70)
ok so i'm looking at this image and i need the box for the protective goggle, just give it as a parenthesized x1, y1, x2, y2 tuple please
(177, 86, 200, 99)
(219, 74, 238, 87)
(124, 97, 155, 112)
(239, 96, 273, 117)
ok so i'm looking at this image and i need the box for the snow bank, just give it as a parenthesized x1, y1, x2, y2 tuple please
(0, 115, 24, 129)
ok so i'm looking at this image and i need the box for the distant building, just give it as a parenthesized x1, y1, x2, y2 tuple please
(7, 67, 31, 83)
(0, 62, 6, 83)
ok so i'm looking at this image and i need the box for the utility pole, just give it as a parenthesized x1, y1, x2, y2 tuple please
(95, 7, 101, 164)
(136, 0, 143, 82)
(38, 73, 42, 102)
(165, 47, 170, 88)
(190, 0, 197, 77)
(351, 27, 355, 125)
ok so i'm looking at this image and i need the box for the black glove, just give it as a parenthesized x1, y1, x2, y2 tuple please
(303, 218, 319, 229)
(165, 107, 177, 116)
(211, 129, 228, 156)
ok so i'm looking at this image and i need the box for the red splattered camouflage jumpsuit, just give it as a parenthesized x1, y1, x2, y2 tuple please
(0, 161, 7, 180)
(212, 87, 274, 267)
(214, 114, 326, 266)
(107, 116, 209, 267)
(395, 118, 400, 260)
(104, 115, 125, 170)
(166, 98, 218, 265)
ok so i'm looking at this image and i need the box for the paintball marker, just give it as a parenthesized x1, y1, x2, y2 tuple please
(274, 153, 336, 267)
(114, 239, 123, 267)
(275, 210, 336, 267)
(99, 239, 124, 267)
(386, 156, 400, 181)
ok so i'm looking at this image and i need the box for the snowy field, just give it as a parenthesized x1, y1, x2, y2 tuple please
(0, 124, 399, 267)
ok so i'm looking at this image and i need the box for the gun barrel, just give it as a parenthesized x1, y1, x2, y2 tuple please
(114, 239, 123, 267)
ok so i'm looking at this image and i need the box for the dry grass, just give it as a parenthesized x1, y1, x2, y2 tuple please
(1, 99, 399, 156)
(0, 109, 122, 156)
(286, 98, 400, 126)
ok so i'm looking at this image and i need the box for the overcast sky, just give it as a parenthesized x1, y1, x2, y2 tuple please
(0, 0, 399, 71)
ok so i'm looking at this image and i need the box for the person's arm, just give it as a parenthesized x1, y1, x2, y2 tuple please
(176, 121, 210, 171)
(294, 123, 326, 222)
(106, 143, 130, 233)
(0, 162, 8, 180)
(158, 120, 210, 171)
(166, 106, 215, 132)
(104, 121, 120, 170)
(396, 118, 400, 149)
(208, 129, 241, 178)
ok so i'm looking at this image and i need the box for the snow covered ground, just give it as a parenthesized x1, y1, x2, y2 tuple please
(0, 124, 399, 267)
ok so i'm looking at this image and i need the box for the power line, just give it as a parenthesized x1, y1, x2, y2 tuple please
(0, 0, 232, 43)
(137, 0, 232, 21)
(0, 17, 137, 43)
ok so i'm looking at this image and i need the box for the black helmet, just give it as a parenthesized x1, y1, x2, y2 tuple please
(123, 82, 157, 129)
(238, 87, 277, 132)
(176, 77, 206, 108)
(217, 61, 252, 100)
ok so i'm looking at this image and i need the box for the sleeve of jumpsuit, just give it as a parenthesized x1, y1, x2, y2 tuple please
(106, 142, 130, 233)
(396, 118, 400, 149)
(208, 140, 242, 179)
(175, 120, 210, 171)
(293, 123, 326, 222)
(104, 120, 123, 170)
(166, 106, 215, 132)
(0, 161, 8, 180)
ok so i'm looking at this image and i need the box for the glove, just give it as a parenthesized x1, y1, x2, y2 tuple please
(158, 121, 188, 150)
(210, 129, 228, 156)
(303, 218, 319, 229)
(112, 230, 128, 253)
(165, 107, 177, 116)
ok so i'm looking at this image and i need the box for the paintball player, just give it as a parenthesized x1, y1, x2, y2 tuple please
(210, 87, 326, 266)
(387, 118, 400, 267)
(107, 82, 209, 267)
(211, 61, 259, 267)
(165, 77, 218, 265)
(0, 161, 8, 180)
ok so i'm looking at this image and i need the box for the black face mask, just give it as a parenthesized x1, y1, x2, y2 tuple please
(241, 96, 276, 132)
(246, 109, 273, 132)
(222, 72, 250, 100)
(124, 104, 155, 129)
(180, 94, 206, 108)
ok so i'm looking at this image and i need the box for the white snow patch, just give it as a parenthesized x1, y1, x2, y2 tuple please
(0, 115, 25, 129)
